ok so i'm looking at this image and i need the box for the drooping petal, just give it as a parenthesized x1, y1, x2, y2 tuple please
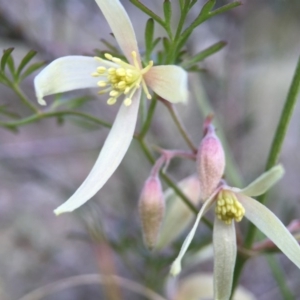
(95, 0, 140, 64)
(241, 165, 284, 197)
(54, 90, 141, 215)
(213, 218, 237, 300)
(170, 192, 216, 276)
(34, 56, 111, 105)
(144, 65, 188, 103)
(238, 194, 300, 268)
(156, 175, 201, 249)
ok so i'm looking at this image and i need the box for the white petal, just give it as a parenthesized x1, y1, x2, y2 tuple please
(213, 218, 237, 300)
(34, 56, 108, 105)
(144, 65, 188, 103)
(241, 165, 284, 197)
(95, 0, 140, 64)
(156, 175, 201, 249)
(238, 194, 300, 268)
(54, 90, 141, 215)
(170, 193, 216, 276)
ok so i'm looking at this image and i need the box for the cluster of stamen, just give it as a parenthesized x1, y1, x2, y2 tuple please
(215, 190, 245, 225)
(91, 52, 153, 106)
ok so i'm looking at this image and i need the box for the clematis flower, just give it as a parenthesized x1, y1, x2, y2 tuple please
(170, 166, 300, 299)
(34, 0, 188, 215)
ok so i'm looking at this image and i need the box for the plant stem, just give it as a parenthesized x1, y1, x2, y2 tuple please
(161, 99, 197, 152)
(0, 110, 111, 129)
(139, 96, 157, 139)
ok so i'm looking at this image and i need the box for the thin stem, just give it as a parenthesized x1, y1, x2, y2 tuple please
(139, 96, 157, 139)
(266, 255, 294, 300)
(0, 110, 111, 129)
(138, 139, 213, 230)
(18, 274, 167, 300)
(161, 99, 197, 152)
(9, 81, 40, 113)
(232, 54, 300, 296)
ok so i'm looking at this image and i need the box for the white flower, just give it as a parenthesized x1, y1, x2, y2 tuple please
(170, 165, 300, 300)
(34, 0, 188, 215)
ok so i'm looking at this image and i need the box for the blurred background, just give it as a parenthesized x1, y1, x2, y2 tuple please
(1, 0, 300, 299)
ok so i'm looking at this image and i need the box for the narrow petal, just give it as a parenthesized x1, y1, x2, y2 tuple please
(241, 165, 284, 197)
(170, 193, 216, 276)
(34, 56, 109, 105)
(54, 91, 141, 215)
(156, 175, 201, 249)
(144, 65, 188, 103)
(95, 0, 140, 64)
(238, 194, 300, 268)
(213, 218, 237, 300)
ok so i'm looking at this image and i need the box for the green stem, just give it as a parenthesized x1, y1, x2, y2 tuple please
(162, 100, 197, 152)
(232, 54, 300, 295)
(266, 255, 294, 299)
(10, 81, 40, 113)
(0, 110, 111, 129)
(139, 97, 157, 139)
(138, 139, 213, 230)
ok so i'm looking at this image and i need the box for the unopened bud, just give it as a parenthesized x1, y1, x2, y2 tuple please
(197, 121, 225, 200)
(139, 176, 165, 250)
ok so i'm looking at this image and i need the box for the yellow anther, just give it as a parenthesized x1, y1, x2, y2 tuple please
(97, 81, 107, 87)
(92, 50, 154, 107)
(107, 98, 117, 105)
(117, 81, 126, 89)
(109, 90, 119, 97)
(215, 190, 245, 225)
(108, 68, 116, 75)
(97, 66, 106, 74)
(124, 98, 132, 106)
(116, 68, 126, 77)
(104, 53, 113, 60)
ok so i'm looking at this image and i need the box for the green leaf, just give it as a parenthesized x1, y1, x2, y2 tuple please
(199, 0, 216, 18)
(181, 41, 227, 68)
(19, 61, 46, 81)
(210, 1, 241, 18)
(1, 48, 14, 72)
(145, 18, 154, 60)
(17, 50, 37, 76)
(163, 0, 172, 27)
(162, 37, 170, 53)
(152, 37, 161, 50)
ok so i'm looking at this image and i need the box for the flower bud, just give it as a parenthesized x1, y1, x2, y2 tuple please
(197, 122, 225, 201)
(139, 175, 165, 250)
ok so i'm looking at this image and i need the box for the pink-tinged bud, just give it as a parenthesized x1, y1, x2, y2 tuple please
(139, 176, 165, 250)
(197, 121, 225, 201)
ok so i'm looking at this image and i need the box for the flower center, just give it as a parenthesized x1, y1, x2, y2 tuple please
(91, 51, 153, 106)
(215, 190, 245, 225)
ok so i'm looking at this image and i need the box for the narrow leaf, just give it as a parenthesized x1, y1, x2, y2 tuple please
(100, 39, 119, 54)
(199, 0, 216, 17)
(20, 61, 46, 81)
(163, 0, 172, 28)
(17, 50, 37, 76)
(1, 48, 14, 72)
(181, 41, 227, 68)
(145, 18, 155, 60)
(210, 1, 242, 18)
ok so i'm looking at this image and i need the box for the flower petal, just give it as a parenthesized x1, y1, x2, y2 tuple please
(241, 165, 284, 197)
(170, 193, 216, 276)
(144, 65, 188, 103)
(213, 218, 237, 300)
(95, 0, 139, 64)
(238, 194, 300, 268)
(156, 175, 201, 249)
(34, 56, 109, 105)
(54, 90, 141, 215)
